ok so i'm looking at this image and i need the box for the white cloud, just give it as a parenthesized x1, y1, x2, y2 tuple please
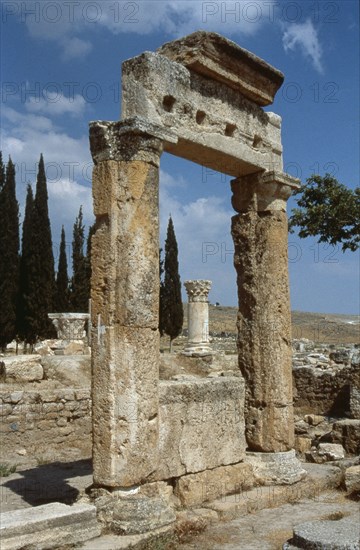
(61, 37, 93, 61)
(26, 92, 86, 117)
(1, 107, 90, 171)
(282, 18, 324, 73)
(1, 106, 93, 247)
(49, 178, 93, 242)
(20, 1, 276, 60)
(99, 0, 269, 37)
(159, 169, 237, 304)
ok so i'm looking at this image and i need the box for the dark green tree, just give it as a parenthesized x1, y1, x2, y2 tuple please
(162, 217, 183, 351)
(289, 174, 360, 252)
(84, 223, 95, 306)
(159, 247, 166, 336)
(0, 156, 19, 350)
(17, 184, 37, 345)
(0, 152, 5, 191)
(32, 154, 56, 338)
(71, 206, 88, 312)
(55, 226, 71, 312)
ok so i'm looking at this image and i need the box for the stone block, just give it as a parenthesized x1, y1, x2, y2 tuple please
(332, 419, 360, 455)
(0, 502, 101, 550)
(350, 384, 360, 419)
(174, 462, 254, 507)
(345, 465, 360, 494)
(62, 341, 86, 355)
(41, 356, 91, 386)
(295, 436, 312, 455)
(307, 443, 345, 463)
(0, 355, 43, 382)
(157, 377, 246, 479)
(304, 414, 325, 426)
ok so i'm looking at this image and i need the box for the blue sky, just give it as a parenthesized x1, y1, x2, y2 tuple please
(1, 0, 359, 314)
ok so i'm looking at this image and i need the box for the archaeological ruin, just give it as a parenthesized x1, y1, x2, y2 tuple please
(88, 30, 305, 533)
(1, 31, 359, 550)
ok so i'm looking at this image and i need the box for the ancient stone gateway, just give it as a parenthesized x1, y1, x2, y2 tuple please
(89, 31, 305, 533)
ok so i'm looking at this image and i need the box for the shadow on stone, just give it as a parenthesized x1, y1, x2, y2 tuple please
(2, 459, 92, 507)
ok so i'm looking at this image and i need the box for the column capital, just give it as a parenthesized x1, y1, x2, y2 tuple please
(89, 116, 178, 166)
(184, 280, 212, 302)
(231, 170, 300, 212)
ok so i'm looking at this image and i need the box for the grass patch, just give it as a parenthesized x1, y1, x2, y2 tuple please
(0, 462, 17, 477)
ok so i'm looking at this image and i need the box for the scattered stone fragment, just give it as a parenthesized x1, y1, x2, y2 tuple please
(304, 414, 325, 426)
(0, 355, 43, 382)
(332, 419, 360, 455)
(345, 465, 360, 494)
(306, 443, 345, 464)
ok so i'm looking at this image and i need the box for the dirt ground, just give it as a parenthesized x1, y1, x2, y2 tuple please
(175, 492, 359, 550)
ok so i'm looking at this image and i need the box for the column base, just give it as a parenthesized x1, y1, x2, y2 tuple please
(244, 449, 307, 485)
(88, 485, 176, 535)
(182, 343, 213, 357)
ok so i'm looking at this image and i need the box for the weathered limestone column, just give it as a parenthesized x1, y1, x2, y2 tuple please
(231, 171, 299, 453)
(183, 280, 212, 356)
(89, 119, 175, 489)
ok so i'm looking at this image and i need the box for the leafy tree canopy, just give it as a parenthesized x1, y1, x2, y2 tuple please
(289, 174, 359, 252)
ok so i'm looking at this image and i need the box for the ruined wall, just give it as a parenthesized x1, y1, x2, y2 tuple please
(292, 364, 360, 417)
(0, 375, 246, 480)
(0, 389, 92, 462)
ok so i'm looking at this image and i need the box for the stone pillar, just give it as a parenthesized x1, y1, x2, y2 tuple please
(183, 280, 212, 356)
(231, 171, 299, 454)
(89, 119, 169, 489)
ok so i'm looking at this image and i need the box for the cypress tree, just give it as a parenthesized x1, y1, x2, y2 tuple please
(84, 223, 95, 307)
(0, 156, 19, 350)
(0, 151, 5, 191)
(55, 226, 71, 312)
(159, 247, 166, 337)
(71, 206, 88, 312)
(17, 184, 37, 345)
(32, 154, 56, 338)
(162, 216, 183, 351)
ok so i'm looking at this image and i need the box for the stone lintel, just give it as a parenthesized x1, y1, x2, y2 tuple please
(231, 170, 300, 212)
(89, 117, 177, 164)
(122, 52, 283, 176)
(157, 31, 284, 106)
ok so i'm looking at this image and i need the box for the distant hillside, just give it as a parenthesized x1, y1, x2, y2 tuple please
(181, 305, 359, 345)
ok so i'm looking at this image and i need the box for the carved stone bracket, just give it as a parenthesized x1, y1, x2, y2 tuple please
(89, 116, 177, 165)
